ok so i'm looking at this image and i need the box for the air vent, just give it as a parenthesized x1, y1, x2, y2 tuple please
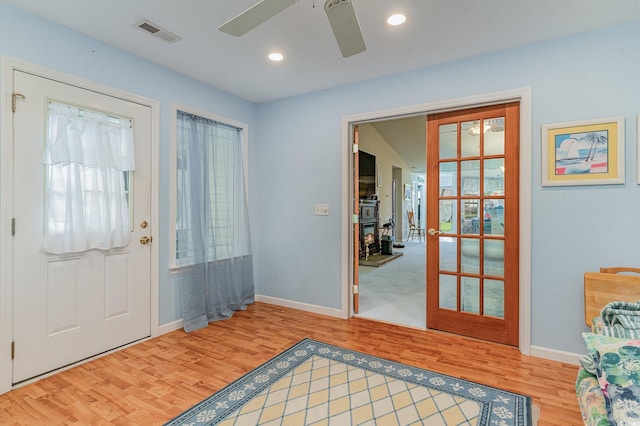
(134, 19, 182, 43)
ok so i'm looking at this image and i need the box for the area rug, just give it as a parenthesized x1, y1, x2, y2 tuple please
(359, 252, 403, 267)
(165, 338, 533, 425)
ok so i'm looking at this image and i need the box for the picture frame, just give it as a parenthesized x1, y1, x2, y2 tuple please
(404, 184, 411, 201)
(541, 116, 625, 186)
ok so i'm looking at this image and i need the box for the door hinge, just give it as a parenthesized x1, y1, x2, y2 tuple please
(353, 284, 359, 294)
(12, 93, 25, 113)
(352, 143, 358, 153)
(11, 341, 15, 360)
(11, 218, 15, 236)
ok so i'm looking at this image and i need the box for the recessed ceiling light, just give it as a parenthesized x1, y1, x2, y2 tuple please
(387, 13, 406, 26)
(267, 52, 284, 62)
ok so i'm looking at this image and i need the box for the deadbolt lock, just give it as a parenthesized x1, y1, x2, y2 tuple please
(140, 220, 148, 229)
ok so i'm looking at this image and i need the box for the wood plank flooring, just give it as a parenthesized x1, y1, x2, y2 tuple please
(0, 302, 582, 425)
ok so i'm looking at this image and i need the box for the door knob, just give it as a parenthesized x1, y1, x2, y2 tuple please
(140, 236, 152, 245)
(427, 228, 441, 237)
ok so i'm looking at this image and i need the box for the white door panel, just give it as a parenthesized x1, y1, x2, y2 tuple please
(12, 70, 152, 384)
(46, 257, 82, 336)
(104, 252, 133, 320)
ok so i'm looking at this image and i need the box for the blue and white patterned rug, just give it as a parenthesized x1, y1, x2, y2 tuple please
(165, 338, 532, 425)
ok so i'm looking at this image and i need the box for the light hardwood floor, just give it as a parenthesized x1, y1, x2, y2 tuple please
(0, 302, 582, 425)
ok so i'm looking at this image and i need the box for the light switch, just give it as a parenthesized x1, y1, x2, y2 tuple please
(315, 203, 329, 216)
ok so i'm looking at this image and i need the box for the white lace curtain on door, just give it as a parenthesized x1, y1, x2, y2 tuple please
(41, 101, 135, 254)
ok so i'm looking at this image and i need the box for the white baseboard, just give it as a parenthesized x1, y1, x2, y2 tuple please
(158, 319, 183, 335)
(255, 294, 345, 319)
(157, 296, 344, 336)
(529, 345, 581, 365)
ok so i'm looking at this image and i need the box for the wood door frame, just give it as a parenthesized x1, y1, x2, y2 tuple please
(0, 56, 161, 394)
(341, 87, 532, 353)
(353, 126, 360, 313)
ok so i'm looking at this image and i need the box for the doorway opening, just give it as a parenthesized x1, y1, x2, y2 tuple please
(343, 87, 532, 352)
(354, 116, 427, 329)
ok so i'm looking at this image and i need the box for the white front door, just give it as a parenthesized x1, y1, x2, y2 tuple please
(11, 70, 152, 384)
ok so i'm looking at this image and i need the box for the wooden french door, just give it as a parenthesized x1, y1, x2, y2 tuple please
(426, 103, 520, 346)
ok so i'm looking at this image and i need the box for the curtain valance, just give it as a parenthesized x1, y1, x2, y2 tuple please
(41, 101, 135, 254)
(43, 101, 135, 171)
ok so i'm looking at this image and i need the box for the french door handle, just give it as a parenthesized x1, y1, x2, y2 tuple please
(427, 228, 440, 237)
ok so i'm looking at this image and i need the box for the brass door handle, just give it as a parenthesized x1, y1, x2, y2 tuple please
(427, 228, 441, 237)
(140, 236, 152, 245)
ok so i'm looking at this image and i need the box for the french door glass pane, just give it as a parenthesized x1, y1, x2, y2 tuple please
(439, 274, 457, 310)
(460, 238, 479, 274)
(484, 117, 505, 156)
(461, 120, 480, 157)
(484, 279, 504, 318)
(439, 123, 457, 159)
(461, 199, 480, 235)
(439, 162, 457, 196)
(439, 237, 457, 272)
(484, 239, 504, 277)
(484, 199, 504, 236)
(461, 160, 480, 195)
(484, 158, 504, 195)
(461, 276, 480, 314)
(439, 200, 456, 234)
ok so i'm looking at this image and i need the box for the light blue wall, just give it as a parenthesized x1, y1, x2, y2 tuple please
(253, 23, 640, 355)
(0, 3, 258, 326)
(2, 1, 640, 356)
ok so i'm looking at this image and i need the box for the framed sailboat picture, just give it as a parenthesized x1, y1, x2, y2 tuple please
(541, 116, 625, 186)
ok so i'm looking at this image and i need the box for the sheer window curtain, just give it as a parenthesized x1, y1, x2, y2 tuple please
(42, 101, 134, 254)
(176, 111, 255, 332)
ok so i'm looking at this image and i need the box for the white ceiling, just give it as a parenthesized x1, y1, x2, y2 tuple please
(3, 0, 639, 104)
(370, 116, 427, 173)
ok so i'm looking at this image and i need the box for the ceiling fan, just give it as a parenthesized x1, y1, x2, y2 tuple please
(218, 0, 366, 58)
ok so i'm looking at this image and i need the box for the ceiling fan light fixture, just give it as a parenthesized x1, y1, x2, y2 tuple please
(324, 0, 367, 58)
(219, 0, 299, 36)
(387, 13, 406, 26)
(267, 51, 285, 62)
(219, 0, 367, 59)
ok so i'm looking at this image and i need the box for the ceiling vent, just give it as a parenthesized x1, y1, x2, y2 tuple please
(134, 19, 182, 43)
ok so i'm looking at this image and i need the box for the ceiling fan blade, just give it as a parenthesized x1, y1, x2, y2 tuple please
(324, 0, 366, 58)
(219, 0, 298, 37)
